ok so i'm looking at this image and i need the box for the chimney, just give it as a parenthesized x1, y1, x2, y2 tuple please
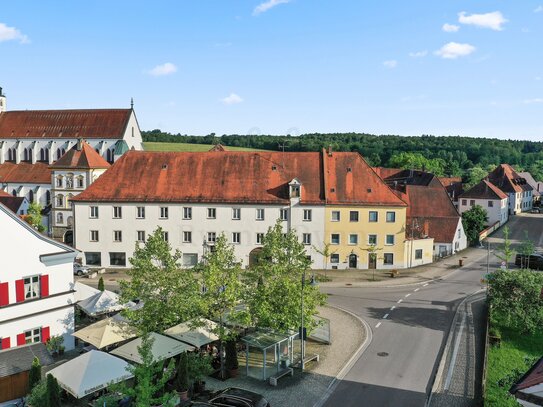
(327, 145, 333, 157)
(423, 220, 429, 237)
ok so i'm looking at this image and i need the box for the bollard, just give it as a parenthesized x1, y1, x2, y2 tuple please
(459, 259, 463, 267)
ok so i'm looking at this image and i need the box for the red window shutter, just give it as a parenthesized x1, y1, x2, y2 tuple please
(40, 275, 49, 297)
(1, 337, 10, 350)
(0, 282, 8, 306)
(15, 279, 25, 302)
(41, 326, 50, 344)
(16, 333, 26, 346)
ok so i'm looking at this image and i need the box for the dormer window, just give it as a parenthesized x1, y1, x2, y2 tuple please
(291, 186, 300, 198)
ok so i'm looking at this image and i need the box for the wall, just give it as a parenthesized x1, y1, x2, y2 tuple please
(458, 197, 509, 226)
(404, 238, 434, 267)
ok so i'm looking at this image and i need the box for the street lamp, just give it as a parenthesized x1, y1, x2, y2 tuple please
(300, 270, 317, 371)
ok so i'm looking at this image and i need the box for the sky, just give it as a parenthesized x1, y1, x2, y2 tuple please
(1, 1, 542, 140)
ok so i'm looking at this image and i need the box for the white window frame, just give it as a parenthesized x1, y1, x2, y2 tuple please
(207, 208, 217, 219)
(385, 234, 395, 245)
(113, 230, 122, 242)
(302, 233, 311, 245)
(256, 208, 265, 221)
(24, 327, 41, 344)
(207, 232, 216, 243)
(280, 209, 288, 221)
(136, 206, 145, 219)
(24, 276, 40, 300)
(90, 206, 99, 219)
(113, 206, 122, 219)
(232, 208, 241, 220)
(331, 233, 340, 245)
(232, 232, 241, 244)
(137, 231, 146, 243)
(349, 234, 358, 245)
(350, 211, 359, 222)
(331, 211, 340, 222)
(90, 230, 99, 242)
(256, 233, 264, 244)
(183, 207, 192, 220)
(160, 207, 169, 219)
(369, 211, 378, 222)
(386, 211, 396, 223)
(368, 234, 377, 245)
(303, 209, 312, 222)
(162, 231, 169, 242)
(183, 231, 192, 243)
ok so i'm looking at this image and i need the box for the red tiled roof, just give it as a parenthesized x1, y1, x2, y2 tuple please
(0, 195, 25, 213)
(460, 179, 508, 200)
(50, 141, 110, 169)
(411, 216, 461, 244)
(73, 150, 406, 206)
(373, 167, 403, 180)
(209, 144, 227, 152)
(0, 109, 132, 139)
(0, 189, 10, 197)
(0, 162, 51, 184)
(488, 164, 533, 193)
(511, 357, 543, 393)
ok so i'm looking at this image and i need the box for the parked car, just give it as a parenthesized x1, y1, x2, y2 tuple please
(206, 388, 271, 407)
(73, 263, 90, 276)
(530, 208, 541, 214)
(515, 253, 543, 270)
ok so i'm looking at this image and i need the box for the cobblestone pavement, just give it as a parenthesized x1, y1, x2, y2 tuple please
(428, 292, 487, 407)
(204, 305, 366, 407)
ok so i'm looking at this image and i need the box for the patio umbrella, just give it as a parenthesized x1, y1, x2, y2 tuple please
(77, 289, 127, 317)
(110, 332, 194, 364)
(74, 281, 100, 303)
(47, 350, 133, 399)
(73, 315, 137, 349)
(164, 318, 220, 348)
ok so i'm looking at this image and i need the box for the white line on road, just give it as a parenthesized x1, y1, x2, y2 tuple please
(423, 283, 429, 287)
(444, 311, 467, 391)
(390, 306, 396, 311)
(405, 293, 411, 297)
(414, 288, 420, 292)
(383, 314, 389, 319)
(397, 299, 403, 303)
(375, 322, 382, 328)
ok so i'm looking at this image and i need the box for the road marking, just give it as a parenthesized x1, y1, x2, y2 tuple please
(397, 299, 403, 304)
(390, 306, 396, 311)
(414, 288, 420, 292)
(375, 322, 382, 328)
(423, 283, 429, 287)
(444, 311, 467, 391)
(383, 313, 389, 319)
(405, 293, 411, 298)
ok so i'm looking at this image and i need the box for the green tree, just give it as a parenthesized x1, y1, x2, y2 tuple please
(462, 205, 488, 245)
(120, 227, 200, 335)
(26, 202, 45, 233)
(361, 244, 383, 281)
(312, 242, 337, 278)
(518, 231, 535, 269)
(488, 269, 543, 333)
(46, 373, 62, 407)
(245, 221, 327, 334)
(97, 276, 105, 291)
(27, 380, 47, 406)
(28, 356, 41, 391)
(464, 166, 488, 190)
(495, 226, 515, 269)
(174, 351, 189, 392)
(196, 233, 245, 378)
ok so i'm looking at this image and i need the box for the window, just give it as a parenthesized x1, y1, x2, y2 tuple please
(136, 207, 145, 219)
(331, 211, 340, 222)
(24, 328, 41, 344)
(386, 212, 396, 223)
(386, 235, 395, 245)
(290, 185, 300, 198)
(303, 209, 312, 221)
(368, 234, 377, 245)
(331, 234, 340, 244)
(90, 230, 99, 242)
(458, 229, 461, 238)
(90, 206, 99, 218)
(470, 200, 475, 207)
(113, 230, 122, 242)
(56, 213, 63, 224)
(85, 252, 101, 266)
(160, 207, 169, 219)
(331, 253, 340, 264)
(384, 253, 394, 265)
(303, 233, 311, 245)
(207, 208, 216, 219)
(182, 253, 198, 267)
(162, 231, 169, 242)
(109, 252, 126, 266)
(77, 176, 84, 188)
(232, 232, 241, 244)
(349, 234, 358, 245)
(137, 231, 146, 243)
(183, 207, 192, 220)
(56, 195, 64, 208)
(256, 208, 265, 220)
(113, 206, 122, 219)
(280, 209, 288, 221)
(350, 211, 359, 222)
(256, 233, 264, 244)
(56, 176, 63, 187)
(415, 249, 423, 260)
(24, 276, 40, 299)
(183, 231, 192, 243)
(207, 232, 216, 243)
(488, 200, 494, 207)
(369, 211, 378, 222)
(232, 208, 241, 220)
(462, 199, 467, 206)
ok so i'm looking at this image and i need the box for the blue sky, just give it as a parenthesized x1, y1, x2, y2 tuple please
(1, 1, 542, 140)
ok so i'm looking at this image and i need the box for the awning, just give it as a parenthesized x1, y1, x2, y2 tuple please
(77, 289, 127, 317)
(164, 319, 219, 348)
(47, 350, 133, 399)
(72, 315, 137, 349)
(74, 281, 101, 303)
(110, 332, 194, 364)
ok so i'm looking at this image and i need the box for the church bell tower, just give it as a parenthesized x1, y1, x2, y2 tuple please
(0, 87, 6, 113)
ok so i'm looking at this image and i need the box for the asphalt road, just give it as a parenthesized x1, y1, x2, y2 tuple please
(321, 214, 543, 407)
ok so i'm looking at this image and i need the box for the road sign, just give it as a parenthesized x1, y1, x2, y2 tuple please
(500, 261, 506, 270)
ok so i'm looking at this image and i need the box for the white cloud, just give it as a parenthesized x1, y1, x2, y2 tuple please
(221, 93, 243, 105)
(458, 11, 507, 31)
(0, 22, 29, 43)
(442, 23, 460, 32)
(383, 60, 398, 68)
(523, 98, 543, 104)
(148, 62, 177, 76)
(435, 42, 476, 59)
(409, 50, 428, 58)
(253, 0, 290, 16)
(534, 5, 543, 13)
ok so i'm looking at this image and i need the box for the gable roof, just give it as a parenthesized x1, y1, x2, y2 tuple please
(50, 140, 110, 169)
(510, 356, 543, 405)
(0, 162, 51, 184)
(0, 195, 25, 213)
(460, 179, 508, 200)
(0, 109, 132, 139)
(488, 164, 533, 194)
(73, 150, 406, 207)
(518, 172, 542, 197)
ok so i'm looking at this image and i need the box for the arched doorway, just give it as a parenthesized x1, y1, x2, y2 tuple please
(249, 248, 263, 268)
(348, 253, 358, 269)
(64, 230, 73, 245)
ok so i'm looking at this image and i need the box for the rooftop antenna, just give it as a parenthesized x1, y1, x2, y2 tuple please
(278, 141, 288, 168)
(130, 98, 134, 109)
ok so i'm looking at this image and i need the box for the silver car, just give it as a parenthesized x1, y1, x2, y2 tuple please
(73, 264, 90, 276)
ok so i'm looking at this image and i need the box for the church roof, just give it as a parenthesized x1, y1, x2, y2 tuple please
(0, 162, 51, 184)
(0, 109, 132, 139)
(50, 141, 110, 169)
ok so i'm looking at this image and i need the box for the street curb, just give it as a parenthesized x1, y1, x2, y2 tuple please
(425, 289, 486, 407)
(313, 305, 373, 407)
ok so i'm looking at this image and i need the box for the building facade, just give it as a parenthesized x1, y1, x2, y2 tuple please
(0, 203, 78, 352)
(487, 164, 533, 214)
(458, 179, 509, 226)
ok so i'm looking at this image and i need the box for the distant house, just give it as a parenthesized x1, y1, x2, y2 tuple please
(487, 164, 533, 214)
(510, 356, 543, 406)
(0, 189, 28, 215)
(458, 179, 509, 226)
(518, 171, 542, 204)
(438, 176, 464, 208)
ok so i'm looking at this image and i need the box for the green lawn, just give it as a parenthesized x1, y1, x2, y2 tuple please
(143, 142, 268, 152)
(485, 321, 543, 406)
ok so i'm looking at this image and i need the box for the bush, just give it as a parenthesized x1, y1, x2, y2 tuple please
(28, 357, 41, 391)
(175, 352, 189, 392)
(46, 374, 62, 407)
(187, 352, 213, 384)
(27, 380, 47, 406)
(98, 276, 105, 291)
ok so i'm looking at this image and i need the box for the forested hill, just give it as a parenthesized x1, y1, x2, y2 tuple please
(142, 130, 543, 180)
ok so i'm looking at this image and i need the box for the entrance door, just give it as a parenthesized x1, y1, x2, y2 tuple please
(368, 253, 377, 269)
(349, 254, 358, 268)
